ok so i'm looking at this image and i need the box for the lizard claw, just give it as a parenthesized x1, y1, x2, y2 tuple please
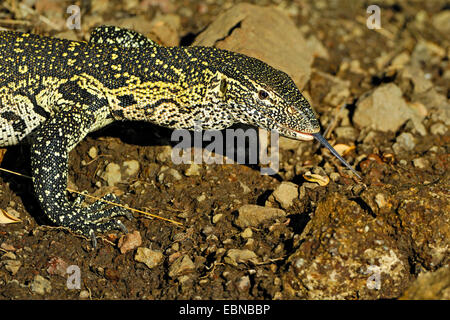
(116, 220, 128, 234)
(89, 229, 97, 249)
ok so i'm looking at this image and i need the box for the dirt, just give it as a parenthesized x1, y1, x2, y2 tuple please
(0, 0, 448, 300)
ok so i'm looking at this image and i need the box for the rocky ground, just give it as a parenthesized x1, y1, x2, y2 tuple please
(0, 0, 448, 300)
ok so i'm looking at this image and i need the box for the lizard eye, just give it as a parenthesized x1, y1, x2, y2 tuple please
(258, 90, 269, 100)
(220, 78, 227, 95)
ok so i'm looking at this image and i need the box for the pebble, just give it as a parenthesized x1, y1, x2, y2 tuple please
(134, 247, 163, 269)
(334, 126, 358, 141)
(184, 163, 201, 176)
(393, 132, 416, 154)
(158, 167, 182, 182)
(168, 255, 195, 278)
(412, 157, 429, 169)
(118, 231, 142, 254)
(4, 259, 21, 275)
(430, 123, 447, 135)
(101, 163, 122, 186)
(225, 249, 258, 266)
(88, 146, 98, 159)
(235, 205, 286, 228)
(240, 228, 253, 238)
(156, 146, 173, 163)
(239, 181, 251, 194)
(79, 290, 90, 299)
(196, 193, 206, 202)
(271, 182, 299, 209)
(30, 275, 52, 295)
(236, 275, 251, 292)
(123, 160, 140, 176)
(431, 10, 450, 35)
(375, 193, 387, 208)
(329, 172, 341, 182)
(46, 257, 69, 277)
(212, 213, 223, 224)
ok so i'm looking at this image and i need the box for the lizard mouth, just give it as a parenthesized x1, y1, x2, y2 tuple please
(280, 125, 361, 179)
(283, 127, 315, 141)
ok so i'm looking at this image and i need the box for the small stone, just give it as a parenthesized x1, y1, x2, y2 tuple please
(334, 126, 358, 141)
(393, 132, 416, 154)
(390, 51, 410, 70)
(156, 146, 173, 163)
(30, 275, 52, 295)
(1, 252, 16, 260)
(241, 228, 253, 238)
(196, 193, 206, 202)
(88, 146, 98, 159)
(0, 243, 16, 251)
(239, 182, 251, 194)
(184, 163, 201, 176)
(236, 205, 286, 228)
(412, 158, 429, 169)
(271, 182, 299, 209)
(212, 213, 223, 224)
(225, 249, 258, 266)
(329, 172, 341, 182)
(158, 167, 182, 182)
(430, 123, 447, 135)
(46, 257, 69, 277)
(134, 247, 163, 269)
(79, 290, 90, 299)
(375, 193, 387, 208)
(118, 231, 142, 254)
(101, 163, 122, 186)
(244, 238, 255, 250)
(432, 10, 450, 35)
(168, 255, 195, 278)
(166, 168, 182, 181)
(123, 160, 140, 177)
(4, 259, 21, 275)
(236, 275, 251, 292)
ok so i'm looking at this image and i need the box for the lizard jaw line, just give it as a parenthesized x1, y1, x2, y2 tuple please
(284, 128, 315, 141)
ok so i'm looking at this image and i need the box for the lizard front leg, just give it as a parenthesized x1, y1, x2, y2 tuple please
(30, 103, 128, 246)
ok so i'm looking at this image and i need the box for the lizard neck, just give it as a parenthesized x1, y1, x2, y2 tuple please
(107, 46, 235, 131)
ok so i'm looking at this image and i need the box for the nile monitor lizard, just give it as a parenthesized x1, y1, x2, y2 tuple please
(0, 26, 360, 246)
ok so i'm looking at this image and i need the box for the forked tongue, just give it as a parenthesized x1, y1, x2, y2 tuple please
(312, 133, 362, 180)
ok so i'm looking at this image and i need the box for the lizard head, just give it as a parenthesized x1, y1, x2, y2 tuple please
(203, 49, 361, 179)
(207, 52, 320, 141)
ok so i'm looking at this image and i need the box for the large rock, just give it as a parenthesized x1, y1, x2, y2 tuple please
(353, 83, 421, 133)
(401, 266, 450, 300)
(194, 3, 314, 90)
(283, 182, 449, 299)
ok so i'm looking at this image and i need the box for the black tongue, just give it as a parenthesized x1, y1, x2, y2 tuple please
(312, 133, 361, 180)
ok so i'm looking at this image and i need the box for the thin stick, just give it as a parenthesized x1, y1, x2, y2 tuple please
(0, 167, 182, 226)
